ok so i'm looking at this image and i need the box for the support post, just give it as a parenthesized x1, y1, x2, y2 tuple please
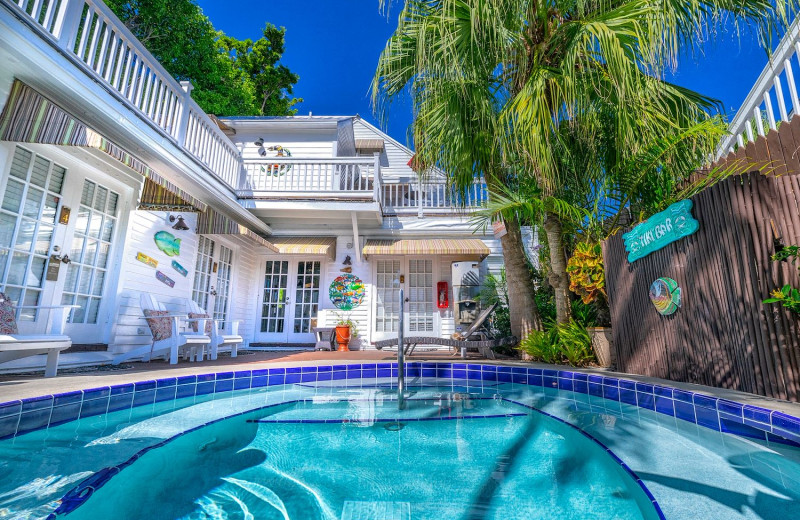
(351, 212, 361, 263)
(398, 288, 405, 410)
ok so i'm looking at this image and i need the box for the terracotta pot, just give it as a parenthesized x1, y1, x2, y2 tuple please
(335, 325, 351, 351)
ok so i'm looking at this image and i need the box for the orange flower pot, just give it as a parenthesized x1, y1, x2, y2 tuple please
(335, 325, 351, 351)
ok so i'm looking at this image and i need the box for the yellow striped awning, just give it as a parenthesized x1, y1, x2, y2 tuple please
(362, 239, 490, 259)
(0, 80, 206, 212)
(270, 237, 337, 260)
(197, 208, 278, 252)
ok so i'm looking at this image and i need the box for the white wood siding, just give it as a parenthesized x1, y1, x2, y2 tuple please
(233, 128, 337, 160)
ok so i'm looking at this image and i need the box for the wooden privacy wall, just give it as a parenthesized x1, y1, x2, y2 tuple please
(603, 117, 800, 401)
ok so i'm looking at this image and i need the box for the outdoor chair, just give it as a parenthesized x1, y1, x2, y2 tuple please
(184, 299, 243, 360)
(0, 293, 77, 377)
(112, 294, 211, 365)
(374, 303, 512, 359)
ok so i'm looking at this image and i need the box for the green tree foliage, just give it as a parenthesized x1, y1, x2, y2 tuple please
(106, 0, 300, 116)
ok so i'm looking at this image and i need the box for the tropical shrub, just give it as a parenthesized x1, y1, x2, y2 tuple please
(566, 243, 606, 304)
(763, 245, 800, 316)
(518, 320, 596, 367)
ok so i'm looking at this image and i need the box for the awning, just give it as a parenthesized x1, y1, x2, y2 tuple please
(355, 138, 384, 151)
(197, 208, 278, 252)
(270, 237, 337, 260)
(362, 239, 490, 259)
(138, 178, 197, 212)
(0, 80, 206, 212)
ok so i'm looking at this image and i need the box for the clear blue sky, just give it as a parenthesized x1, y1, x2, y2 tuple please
(197, 0, 770, 148)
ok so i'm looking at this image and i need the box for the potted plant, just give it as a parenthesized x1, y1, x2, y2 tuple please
(566, 242, 613, 367)
(334, 314, 359, 351)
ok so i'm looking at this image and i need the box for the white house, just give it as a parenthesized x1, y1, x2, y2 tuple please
(0, 0, 517, 369)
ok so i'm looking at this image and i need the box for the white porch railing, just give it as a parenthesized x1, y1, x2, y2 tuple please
(239, 157, 382, 201)
(716, 18, 800, 160)
(383, 179, 488, 216)
(8, 0, 241, 187)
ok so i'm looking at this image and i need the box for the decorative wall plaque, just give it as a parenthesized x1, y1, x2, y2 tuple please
(623, 200, 699, 262)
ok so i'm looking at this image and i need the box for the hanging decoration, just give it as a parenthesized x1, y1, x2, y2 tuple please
(257, 144, 293, 176)
(171, 260, 188, 277)
(155, 270, 175, 288)
(623, 200, 699, 262)
(329, 274, 365, 311)
(649, 277, 682, 316)
(154, 231, 181, 257)
(136, 252, 158, 268)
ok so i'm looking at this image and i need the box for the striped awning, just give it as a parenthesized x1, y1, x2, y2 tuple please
(0, 80, 206, 212)
(270, 237, 337, 260)
(196, 208, 278, 252)
(362, 239, 490, 258)
(355, 138, 384, 151)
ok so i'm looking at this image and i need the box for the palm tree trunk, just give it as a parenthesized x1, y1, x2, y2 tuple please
(500, 216, 542, 339)
(543, 212, 572, 324)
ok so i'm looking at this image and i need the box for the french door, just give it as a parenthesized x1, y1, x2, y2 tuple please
(256, 259, 321, 343)
(192, 236, 234, 329)
(0, 144, 128, 342)
(372, 257, 437, 341)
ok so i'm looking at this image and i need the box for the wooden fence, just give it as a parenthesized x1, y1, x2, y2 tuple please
(602, 117, 800, 401)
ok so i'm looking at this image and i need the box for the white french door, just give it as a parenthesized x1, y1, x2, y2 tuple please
(256, 258, 321, 344)
(192, 236, 234, 329)
(0, 145, 129, 342)
(372, 257, 437, 341)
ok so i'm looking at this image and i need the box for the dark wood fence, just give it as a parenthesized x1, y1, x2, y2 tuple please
(602, 117, 800, 401)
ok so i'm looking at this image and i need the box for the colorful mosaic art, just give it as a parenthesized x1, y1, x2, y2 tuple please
(329, 274, 365, 311)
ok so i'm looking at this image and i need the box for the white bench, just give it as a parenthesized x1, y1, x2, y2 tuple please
(0, 305, 76, 377)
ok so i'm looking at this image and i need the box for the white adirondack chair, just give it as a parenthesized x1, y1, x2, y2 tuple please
(0, 293, 77, 377)
(112, 294, 211, 365)
(184, 299, 243, 360)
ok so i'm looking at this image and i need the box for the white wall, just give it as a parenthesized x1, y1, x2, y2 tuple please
(233, 128, 337, 159)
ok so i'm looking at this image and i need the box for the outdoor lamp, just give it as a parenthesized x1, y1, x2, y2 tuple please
(169, 214, 190, 231)
(254, 137, 264, 146)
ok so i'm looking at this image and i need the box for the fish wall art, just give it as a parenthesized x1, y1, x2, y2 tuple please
(329, 274, 365, 311)
(649, 277, 681, 316)
(154, 231, 181, 257)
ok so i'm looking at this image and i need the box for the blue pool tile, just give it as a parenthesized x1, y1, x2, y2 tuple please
(251, 376, 268, 388)
(452, 369, 466, 379)
(525, 374, 541, 387)
(635, 382, 654, 394)
(636, 392, 655, 410)
(0, 401, 22, 418)
(132, 389, 156, 407)
(529, 368, 545, 377)
(134, 380, 156, 391)
(301, 366, 317, 374)
(362, 369, 377, 379)
(557, 378, 574, 391)
(316, 372, 332, 382)
(619, 388, 637, 406)
(391, 368, 399, 377)
(653, 386, 672, 398)
(52, 392, 82, 407)
(48, 403, 83, 426)
(154, 387, 176, 402)
(771, 427, 800, 445)
(196, 373, 215, 382)
(107, 393, 134, 413)
(673, 400, 696, 423)
(512, 373, 527, 385)
(603, 377, 620, 387)
(17, 408, 51, 434)
(234, 371, 253, 379)
(376, 363, 391, 369)
(195, 382, 215, 396)
(21, 395, 53, 413)
(406, 366, 420, 377)
(216, 372, 234, 380)
(0, 415, 18, 438)
(772, 412, 800, 434)
(573, 380, 588, 394)
(250, 369, 269, 378)
(587, 374, 604, 384)
(558, 370, 574, 380)
(300, 372, 317, 383)
(175, 383, 197, 399)
(177, 375, 198, 385)
(214, 379, 234, 393)
(497, 371, 513, 383)
(317, 366, 332, 373)
(83, 387, 111, 400)
(284, 372, 301, 384)
(603, 385, 620, 401)
(512, 367, 527, 376)
(743, 406, 771, 425)
(695, 406, 719, 430)
(80, 397, 109, 418)
(767, 431, 800, 447)
(467, 370, 482, 380)
(542, 376, 558, 389)
(694, 395, 717, 410)
(233, 378, 252, 390)
(437, 366, 452, 378)
(346, 368, 362, 379)
(333, 371, 348, 380)
(672, 389, 694, 403)
(719, 414, 765, 439)
(268, 367, 287, 375)
(156, 378, 177, 388)
(422, 368, 436, 377)
(268, 374, 286, 386)
(573, 372, 588, 382)
(654, 396, 675, 416)
(497, 366, 512, 373)
(110, 384, 134, 396)
(588, 382, 603, 397)
(618, 379, 635, 390)
(717, 400, 743, 417)
(452, 363, 467, 369)
(467, 364, 482, 372)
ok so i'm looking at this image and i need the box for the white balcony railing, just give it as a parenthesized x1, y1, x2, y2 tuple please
(238, 157, 382, 201)
(383, 179, 487, 215)
(716, 18, 800, 160)
(8, 0, 241, 188)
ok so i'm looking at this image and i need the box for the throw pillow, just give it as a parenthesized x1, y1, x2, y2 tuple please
(143, 309, 172, 342)
(0, 293, 18, 334)
(188, 312, 212, 335)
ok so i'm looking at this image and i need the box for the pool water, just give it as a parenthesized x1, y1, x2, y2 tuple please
(0, 377, 799, 520)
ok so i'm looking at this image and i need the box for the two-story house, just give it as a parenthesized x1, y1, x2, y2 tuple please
(0, 0, 516, 371)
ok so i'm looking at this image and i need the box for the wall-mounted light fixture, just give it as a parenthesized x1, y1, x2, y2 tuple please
(168, 214, 190, 231)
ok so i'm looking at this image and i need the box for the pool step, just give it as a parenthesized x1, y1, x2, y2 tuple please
(341, 501, 411, 520)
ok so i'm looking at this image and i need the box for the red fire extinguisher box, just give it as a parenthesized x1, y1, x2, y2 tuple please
(437, 281, 449, 309)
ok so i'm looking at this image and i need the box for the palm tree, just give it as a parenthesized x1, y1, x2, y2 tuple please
(374, 0, 792, 327)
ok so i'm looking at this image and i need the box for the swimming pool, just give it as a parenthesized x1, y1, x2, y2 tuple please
(0, 363, 798, 519)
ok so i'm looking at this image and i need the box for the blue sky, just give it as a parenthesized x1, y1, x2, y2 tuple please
(197, 0, 769, 148)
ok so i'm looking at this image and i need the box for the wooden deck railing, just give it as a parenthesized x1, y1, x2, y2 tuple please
(717, 17, 800, 159)
(8, 0, 242, 187)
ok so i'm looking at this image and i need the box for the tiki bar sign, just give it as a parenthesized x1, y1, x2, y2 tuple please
(623, 200, 699, 262)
